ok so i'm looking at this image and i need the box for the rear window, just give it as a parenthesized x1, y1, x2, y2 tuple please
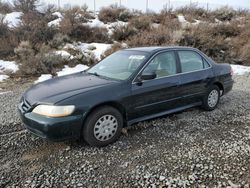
(178, 51, 208, 73)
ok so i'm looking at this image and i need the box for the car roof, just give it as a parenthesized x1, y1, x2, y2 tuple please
(123, 46, 197, 53)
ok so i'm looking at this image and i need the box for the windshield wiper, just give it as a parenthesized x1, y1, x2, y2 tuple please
(87, 72, 100, 77)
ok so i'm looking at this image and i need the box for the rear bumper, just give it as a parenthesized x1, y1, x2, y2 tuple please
(223, 79, 234, 94)
(18, 110, 83, 141)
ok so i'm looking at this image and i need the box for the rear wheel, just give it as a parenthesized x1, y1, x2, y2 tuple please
(83, 106, 123, 147)
(202, 85, 220, 111)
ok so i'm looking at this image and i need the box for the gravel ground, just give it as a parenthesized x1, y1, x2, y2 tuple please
(0, 75, 250, 188)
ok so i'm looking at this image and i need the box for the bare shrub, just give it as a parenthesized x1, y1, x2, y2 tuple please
(126, 15, 181, 47)
(231, 22, 250, 65)
(35, 46, 66, 75)
(49, 33, 71, 49)
(129, 15, 152, 30)
(98, 5, 132, 23)
(212, 6, 236, 21)
(90, 27, 111, 43)
(126, 26, 174, 47)
(60, 7, 85, 35)
(0, 17, 9, 36)
(111, 24, 136, 41)
(15, 41, 66, 76)
(69, 25, 110, 43)
(0, 18, 18, 57)
(40, 4, 58, 22)
(13, 0, 40, 13)
(101, 43, 126, 59)
(152, 9, 177, 24)
(179, 24, 231, 63)
(119, 9, 133, 22)
(175, 4, 208, 21)
(0, 36, 18, 58)
(60, 7, 101, 42)
(14, 41, 37, 75)
(0, 1, 13, 14)
(212, 22, 240, 37)
(16, 12, 57, 47)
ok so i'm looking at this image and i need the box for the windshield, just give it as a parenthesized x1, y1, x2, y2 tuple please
(87, 51, 149, 80)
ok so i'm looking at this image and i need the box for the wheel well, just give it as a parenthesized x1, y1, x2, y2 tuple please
(83, 102, 127, 127)
(214, 82, 224, 95)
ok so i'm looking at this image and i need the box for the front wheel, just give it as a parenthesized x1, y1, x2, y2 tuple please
(83, 106, 123, 147)
(202, 85, 220, 111)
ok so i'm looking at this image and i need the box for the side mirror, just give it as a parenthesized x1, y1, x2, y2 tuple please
(140, 72, 157, 81)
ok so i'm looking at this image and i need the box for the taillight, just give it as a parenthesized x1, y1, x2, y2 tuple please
(230, 66, 234, 76)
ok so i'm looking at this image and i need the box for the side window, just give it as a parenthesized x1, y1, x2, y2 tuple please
(203, 59, 210, 68)
(178, 51, 205, 73)
(143, 51, 177, 78)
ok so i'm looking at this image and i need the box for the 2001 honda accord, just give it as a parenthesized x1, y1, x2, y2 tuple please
(18, 46, 233, 146)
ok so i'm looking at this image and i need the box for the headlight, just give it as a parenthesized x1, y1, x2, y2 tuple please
(32, 105, 75, 117)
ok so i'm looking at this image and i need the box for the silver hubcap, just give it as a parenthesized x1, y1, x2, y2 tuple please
(208, 89, 219, 108)
(94, 115, 118, 141)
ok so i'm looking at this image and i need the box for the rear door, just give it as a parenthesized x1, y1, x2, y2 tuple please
(127, 51, 182, 120)
(177, 50, 213, 104)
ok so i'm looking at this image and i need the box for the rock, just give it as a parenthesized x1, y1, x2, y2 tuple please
(159, 176, 166, 181)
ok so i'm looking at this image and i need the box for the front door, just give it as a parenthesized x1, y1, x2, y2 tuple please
(127, 51, 182, 120)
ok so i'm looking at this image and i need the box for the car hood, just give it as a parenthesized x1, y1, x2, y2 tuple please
(24, 73, 117, 105)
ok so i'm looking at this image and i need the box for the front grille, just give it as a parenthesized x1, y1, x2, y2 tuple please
(20, 97, 32, 113)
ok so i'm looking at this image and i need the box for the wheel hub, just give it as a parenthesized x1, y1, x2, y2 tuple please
(94, 115, 118, 141)
(208, 89, 219, 108)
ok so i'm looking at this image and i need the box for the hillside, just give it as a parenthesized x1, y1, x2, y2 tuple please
(0, 1, 250, 84)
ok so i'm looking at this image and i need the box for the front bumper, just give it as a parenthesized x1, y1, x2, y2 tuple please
(18, 110, 83, 141)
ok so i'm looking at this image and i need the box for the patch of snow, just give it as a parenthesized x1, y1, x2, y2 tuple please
(151, 23, 161, 29)
(107, 21, 128, 35)
(84, 17, 128, 36)
(193, 19, 201, 25)
(0, 60, 19, 73)
(178, 15, 186, 23)
(52, 12, 63, 18)
(3, 12, 23, 28)
(57, 64, 89, 77)
(85, 17, 106, 28)
(0, 60, 18, 82)
(35, 74, 52, 84)
(63, 43, 77, 50)
(54, 50, 74, 59)
(48, 12, 63, 27)
(76, 43, 112, 60)
(177, 15, 201, 28)
(0, 75, 9, 82)
(231, 65, 250, 75)
(215, 18, 222, 24)
(48, 17, 62, 27)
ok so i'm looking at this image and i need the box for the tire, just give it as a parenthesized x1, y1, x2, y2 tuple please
(202, 85, 220, 111)
(83, 106, 123, 147)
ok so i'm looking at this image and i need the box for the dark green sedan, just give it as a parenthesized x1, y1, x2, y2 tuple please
(18, 46, 233, 147)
